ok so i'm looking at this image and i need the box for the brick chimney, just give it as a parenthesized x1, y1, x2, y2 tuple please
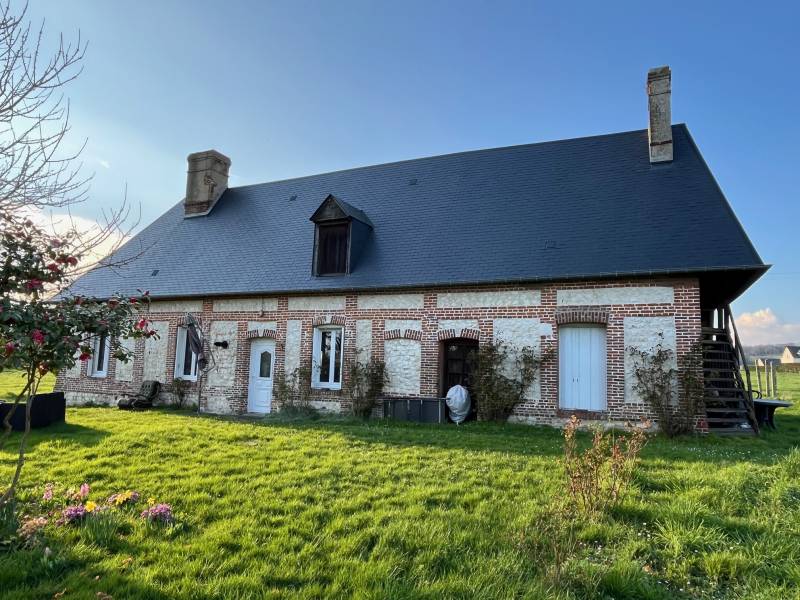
(184, 149, 231, 217)
(647, 66, 673, 163)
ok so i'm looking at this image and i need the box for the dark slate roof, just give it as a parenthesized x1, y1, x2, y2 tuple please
(786, 346, 800, 356)
(68, 125, 765, 299)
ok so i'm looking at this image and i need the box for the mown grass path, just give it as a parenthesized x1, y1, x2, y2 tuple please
(0, 374, 798, 599)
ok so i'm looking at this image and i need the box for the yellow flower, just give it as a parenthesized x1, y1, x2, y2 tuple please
(85, 501, 97, 512)
(147, 497, 156, 506)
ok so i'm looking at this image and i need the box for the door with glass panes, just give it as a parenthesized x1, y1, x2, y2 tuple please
(247, 339, 275, 413)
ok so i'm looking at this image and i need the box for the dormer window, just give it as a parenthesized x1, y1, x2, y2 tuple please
(310, 194, 373, 277)
(316, 222, 349, 275)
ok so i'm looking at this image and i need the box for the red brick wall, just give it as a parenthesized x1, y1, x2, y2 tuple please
(56, 277, 701, 426)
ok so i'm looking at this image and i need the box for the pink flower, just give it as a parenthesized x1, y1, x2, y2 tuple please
(78, 483, 90, 500)
(78, 352, 91, 362)
(31, 330, 45, 345)
(42, 483, 54, 501)
(25, 279, 43, 290)
(4, 342, 14, 356)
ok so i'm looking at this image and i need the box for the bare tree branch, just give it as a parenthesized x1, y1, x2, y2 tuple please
(0, 0, 145, 287)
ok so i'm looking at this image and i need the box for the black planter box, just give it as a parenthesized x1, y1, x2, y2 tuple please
(383, 397, 447, 424)
(0, 392, 66, 431)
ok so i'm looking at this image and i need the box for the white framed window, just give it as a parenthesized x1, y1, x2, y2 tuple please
(312, 326, 343, 389)
(174, 326, 198, 381)
(89, 333, 110, 378)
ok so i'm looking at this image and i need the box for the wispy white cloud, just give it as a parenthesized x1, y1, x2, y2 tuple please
(22, 206, 128, 268)
(737, 308, 800, 345)
(98, 159, 111, 169)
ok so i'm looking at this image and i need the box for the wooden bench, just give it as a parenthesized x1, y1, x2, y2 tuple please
(753, 399, 792, 430)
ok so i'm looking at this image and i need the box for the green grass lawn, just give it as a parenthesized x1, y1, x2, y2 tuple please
(0, 369, 56, 401)
(0, 373, 799, 599)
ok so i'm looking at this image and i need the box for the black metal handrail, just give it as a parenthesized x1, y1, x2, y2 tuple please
(723, 305, 759, 433)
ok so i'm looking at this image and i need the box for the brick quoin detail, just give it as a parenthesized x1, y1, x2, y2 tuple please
(246, 328, 278, 340)
(312, 314, 347, 327)
(556, 307, 610, 325)
(438, 327, 481, 341)
(56, 277, 702, 428)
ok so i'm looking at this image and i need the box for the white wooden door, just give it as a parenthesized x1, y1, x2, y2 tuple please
(247, 339, 275, 414)
(559, 325, 607, 411)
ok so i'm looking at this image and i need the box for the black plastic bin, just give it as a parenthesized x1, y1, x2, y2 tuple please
(0, 392, 66, 431)
(383, 397, 447, 424)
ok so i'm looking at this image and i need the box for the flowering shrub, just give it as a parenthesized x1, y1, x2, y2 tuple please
(141, 503, 174, 525)
(0, 215, 158, 510)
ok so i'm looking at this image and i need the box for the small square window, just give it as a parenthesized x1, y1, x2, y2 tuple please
(316, 223, 349, 275)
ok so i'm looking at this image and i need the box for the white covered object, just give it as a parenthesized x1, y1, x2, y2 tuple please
(446, 385, 471, 424)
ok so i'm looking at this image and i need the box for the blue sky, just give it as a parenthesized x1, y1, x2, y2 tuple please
(30, 0, 799, 345)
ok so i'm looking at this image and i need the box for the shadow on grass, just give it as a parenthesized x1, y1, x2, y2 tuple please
(2, 543, 178, 600)
(210, 411, 569, 458)
(213, 408, 800, 466)
(1, 421, 109, 451)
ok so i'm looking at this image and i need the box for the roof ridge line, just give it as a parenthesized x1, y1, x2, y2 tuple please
(228, 126, 685, 191)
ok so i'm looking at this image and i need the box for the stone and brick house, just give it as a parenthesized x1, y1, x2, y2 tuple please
(56, 67, 768, 431)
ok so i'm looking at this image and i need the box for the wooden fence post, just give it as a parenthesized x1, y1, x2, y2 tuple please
(773, 365, 779, 397)
(756, 360, 762, 395)
(765, 362, 772, 397)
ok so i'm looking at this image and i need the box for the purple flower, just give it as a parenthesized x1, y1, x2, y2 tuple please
(140, 503, 173, 525)
(61, 504, 87, 524)
(42, 483, 54, 502)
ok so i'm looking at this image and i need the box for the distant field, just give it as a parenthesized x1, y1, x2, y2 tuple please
(753, 368, 799, 403)
(0, 370, 56, 401)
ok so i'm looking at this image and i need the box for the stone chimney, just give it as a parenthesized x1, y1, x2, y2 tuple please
(184, 149, 231, 217)
(647, 66, 673, 163)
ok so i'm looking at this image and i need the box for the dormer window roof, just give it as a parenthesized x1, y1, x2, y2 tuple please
(310, 194, 372, 277)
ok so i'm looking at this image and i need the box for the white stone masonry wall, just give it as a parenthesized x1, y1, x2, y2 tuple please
(623, 316, 677, 404)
